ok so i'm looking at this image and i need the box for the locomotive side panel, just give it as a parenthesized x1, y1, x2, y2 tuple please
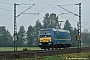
(53, 31, 71, 48)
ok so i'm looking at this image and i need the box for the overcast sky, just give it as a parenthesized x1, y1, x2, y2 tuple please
(0, 0, 90, 35)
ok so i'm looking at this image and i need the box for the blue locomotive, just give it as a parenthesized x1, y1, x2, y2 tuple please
(38, 28, 71, 50)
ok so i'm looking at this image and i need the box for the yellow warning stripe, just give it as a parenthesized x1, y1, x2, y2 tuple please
(40, 37, 51, 42)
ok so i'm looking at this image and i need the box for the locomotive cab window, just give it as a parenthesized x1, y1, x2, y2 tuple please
(40, 30, 51, 38)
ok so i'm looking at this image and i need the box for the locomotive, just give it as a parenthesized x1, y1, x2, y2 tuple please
(38, 28, 71, 50)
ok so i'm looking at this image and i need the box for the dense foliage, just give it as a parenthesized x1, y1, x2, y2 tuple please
(0, 26, 13, 47)
(0, 13, 90, 47)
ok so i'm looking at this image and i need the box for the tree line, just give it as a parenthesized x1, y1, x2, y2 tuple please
(0, 13, 90, 47)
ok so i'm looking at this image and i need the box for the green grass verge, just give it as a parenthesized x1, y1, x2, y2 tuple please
(60, 52, 90, 60)
(0, 47, 90, 60)
(10, 51, 90, 60)
(37, 52, 90, 60)
(0, 47, 42, 51)
(1, 51, 90, 60)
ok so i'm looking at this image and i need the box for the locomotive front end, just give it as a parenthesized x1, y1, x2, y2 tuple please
(38, 29, 52, 50)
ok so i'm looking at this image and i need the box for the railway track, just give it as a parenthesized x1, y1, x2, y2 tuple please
(0, 47, 90, 59)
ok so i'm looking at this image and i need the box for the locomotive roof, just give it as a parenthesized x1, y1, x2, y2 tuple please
(53, 29, 70, 33)
(40, 28, 70, 33)
(40, 28, 55, 30)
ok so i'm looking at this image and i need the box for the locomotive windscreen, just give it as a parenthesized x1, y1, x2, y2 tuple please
(40, 30, 51, 38)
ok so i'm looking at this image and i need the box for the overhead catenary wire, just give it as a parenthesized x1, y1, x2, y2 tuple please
(0, 7, 13, 12)
(0, 0, 80, 17)
(2, 0, 49, 13)
(29, 0, 48, 13)
(31, 0, 65, 13)
(0, 1, 28, 9)
(31, 0, 79, 15)
(0, 0, 74, 16)
(31, 0, 56, 6)
(31, 8, 47, 13)
(31, 0, 77, 6)
(0, 1, 13, 5)
(32, 1, 90, 28)
(1, 0, 90, 28)
(0, 7, 29, 14)
(27, 0, 53, 14)
(0, 6, 46, 17)
(60, 15, 90, 28)
(3, 0, 25, 5)
(36, 5, 50, 13)
(0, 1, 47, 13)
(60, 15, 90, 23)
(31, 1, 83, 26)
(16, 4, 35, 18)
(3, 0, 37, 5)
(60, 15, 78, 22)
(58, 5, 79, 17)
(31, 0, 78, 15)
(0, 1, 35, 7)
(58, 4, 90, 28)
(31, 0, 88, 24)
(81, 22, 89, 28)
(0, 1, 45, 18)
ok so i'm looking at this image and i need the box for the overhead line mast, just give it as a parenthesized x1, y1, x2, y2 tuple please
(14, 3, 17, 52)
(78, 3, 81, 52)
(14, 3, 39, 51)
(58, 3, 82, 52)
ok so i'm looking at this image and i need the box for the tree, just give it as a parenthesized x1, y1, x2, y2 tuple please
(82, 32, 90, 47)
(6, 30, 13, 46)
(0, 26, 13, 46)
(27, 25, 34, 46)
(63, 20, 77, 47)
(43, 13, 58, 28)
(87, 33, 90, 44)
(43, 13, 50, 28)
(49, 13, 58, 28)
(64, 20, 73, 32)
(34, 20, 42, 46)
(71, 28, 78, 47)
(17, 26, 26, 47)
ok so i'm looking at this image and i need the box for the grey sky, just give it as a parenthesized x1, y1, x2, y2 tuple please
(0, 0, 90, 35)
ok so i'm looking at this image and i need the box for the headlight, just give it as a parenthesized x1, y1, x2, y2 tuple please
(40, 40, 41, 42)
(40, 40, 43, 42)
(49, 40, 51, 41)
(39, 43, 42, 45)
(48, 43, 51, 45)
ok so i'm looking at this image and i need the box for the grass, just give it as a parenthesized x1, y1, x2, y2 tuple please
(60, 52, 90, 60)
(0, 47, 90, 60)
(38, 52, 90, 60)
(0, 51, 90, 60)
(10, 51, 90, 60)
(0, 47, 42, 51)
